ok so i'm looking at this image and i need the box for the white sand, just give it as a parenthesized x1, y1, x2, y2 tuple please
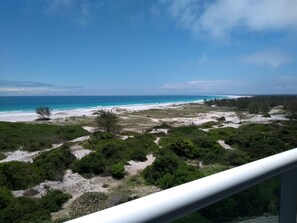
(82, 126, 97, 133)
(12, 169, 120, 199)
(125, 154, 155, 176)
(0, 103, 180, 122)
(69, 136, 90, 143)
(149, 128, 169, 134)
(154, 137, 160, 145)
(0, 143, 63, 163)
(70, 145, 92, 160)
(218, 140, 234, 150)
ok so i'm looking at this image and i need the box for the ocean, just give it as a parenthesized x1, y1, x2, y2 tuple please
(0, 95, 226, 112)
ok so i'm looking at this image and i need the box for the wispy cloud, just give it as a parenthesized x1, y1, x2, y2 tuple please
(241, 50, 292, 68)
(161, 80, 233, 92)
(159, 0, 297, 38)
(43, 0, 102, 26)
(0, 81, 82, 96)
(160, 76, 297, 94)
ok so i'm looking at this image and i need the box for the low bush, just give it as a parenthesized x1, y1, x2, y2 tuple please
(143, 149, 203, 189)
(111, 163, 125, 179)
(41, 190, 71, 212)
(0, 153, 6, 161)
(169, 139, 198, 159)
(224, 123, 293, 160)
(0, 162, 44, 190)
(0, 195, 50, 223)
(34, 144, 75, 180)
(200, 186, 270, 221)
(0, 187, 70, 223)
(0, 122, 88, 152)
(72, 152, 105, 175)
(0, 187, 13, 209)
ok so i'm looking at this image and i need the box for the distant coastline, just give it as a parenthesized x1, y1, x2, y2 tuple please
(0, 95, 235, 113)
(0, 95, 242, 122)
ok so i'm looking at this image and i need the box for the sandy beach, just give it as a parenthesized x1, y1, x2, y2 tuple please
(0, 102, 190, 122)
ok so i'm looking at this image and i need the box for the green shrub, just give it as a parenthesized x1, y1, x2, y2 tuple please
(93, 132, 114, 140)
(0, 162, 44, 190)
(72, 152, 105, 175)
(111, 163, 125, 179)
(0, 153, 6, 161)
(41, 190, 71, 212)
(0, 187, 13, 209)
(0, 196, 50, 223)
(100, 141, 125, 162)
(222, 150, 251, 166)
(224, 123, 294, 160)
(129, 148, 147, 161)
(209, 127, 237, 141)
(125, 135, 157, 160)
(0, 122, 88, 152)
(143, 149, 203, 189)
(34, 144, 75, 180)
(169, 139, 197, 158)
(200, 186, 270, 221)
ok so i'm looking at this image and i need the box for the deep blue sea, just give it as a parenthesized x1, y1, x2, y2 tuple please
(0, 95, 227, 112)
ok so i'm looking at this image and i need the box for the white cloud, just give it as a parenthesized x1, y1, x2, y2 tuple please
(241, 50, 292, 68)
(161, 0, 297, 38)
(0, 81, 82, 96)
(160, 76, 297, 94)
(161, 80, 233, 90)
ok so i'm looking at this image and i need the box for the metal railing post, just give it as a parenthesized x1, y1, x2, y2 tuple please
(279, 167, 297, 223)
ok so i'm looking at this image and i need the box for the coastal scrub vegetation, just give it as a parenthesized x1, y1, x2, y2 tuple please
(0, 122, 88, 151)
(143, 149, 203, 189)
(0, 187, 71, 223)
(0, 161, 44, 190)
(159, 126, 227, 165)
(2, 96, 297, 222)
(72, 133, 158, 177)
(204, 95, 297, 118)
(34, 144, 76, 180)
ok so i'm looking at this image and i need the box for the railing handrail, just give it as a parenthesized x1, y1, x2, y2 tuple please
(66, 148, 297, 223)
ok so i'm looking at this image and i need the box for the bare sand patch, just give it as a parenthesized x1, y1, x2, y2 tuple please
(125, 154, 155, 176)
(69, 135, 90, 143)
(70, 145, 92, 160)
(12, 169, 120, 199)
(0, 143, 63, 163)
(82, 126, 97, 133)
(218, 140, 234, 150)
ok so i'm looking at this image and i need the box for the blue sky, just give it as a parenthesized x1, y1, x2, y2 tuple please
(1, 0, 297, 95)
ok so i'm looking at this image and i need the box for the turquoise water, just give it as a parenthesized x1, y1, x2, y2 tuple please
(0, 95, 226, 112)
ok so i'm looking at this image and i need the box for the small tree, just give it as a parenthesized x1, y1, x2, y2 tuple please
(94, 109, 121, 134)
(35, 107, 52, 120)
(235, 109, 243, 124)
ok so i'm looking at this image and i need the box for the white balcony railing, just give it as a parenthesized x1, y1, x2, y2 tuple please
(66, 148, 297, 223)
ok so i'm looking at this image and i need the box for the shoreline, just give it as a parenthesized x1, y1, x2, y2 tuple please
(0, 95, 243, 122)
(0, 102, 193, 122)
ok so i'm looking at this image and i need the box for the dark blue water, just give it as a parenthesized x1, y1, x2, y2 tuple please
(0, 95, 226, 112)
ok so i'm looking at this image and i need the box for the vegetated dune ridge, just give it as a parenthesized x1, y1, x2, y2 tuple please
(0, 97, 291, 222)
